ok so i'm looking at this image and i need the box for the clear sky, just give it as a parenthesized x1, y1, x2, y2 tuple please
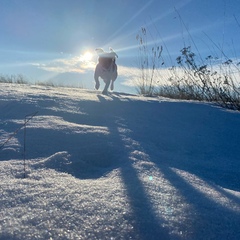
(0, 0, 240, 93)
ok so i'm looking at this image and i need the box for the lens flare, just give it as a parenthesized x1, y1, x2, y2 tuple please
(82, 51, 93, 62)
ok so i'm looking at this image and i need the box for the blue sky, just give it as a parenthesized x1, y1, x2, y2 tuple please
(0, 0, 239, 93)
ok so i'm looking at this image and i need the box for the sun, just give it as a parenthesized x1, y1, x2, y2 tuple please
(82, 51, 93, 62)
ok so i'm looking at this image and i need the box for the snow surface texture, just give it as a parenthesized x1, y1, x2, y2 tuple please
(0, 83, 240, 240)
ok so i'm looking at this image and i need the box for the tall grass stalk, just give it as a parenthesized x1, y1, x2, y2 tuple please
(136, 19, 240, 110)
(136, 27, 163, 96)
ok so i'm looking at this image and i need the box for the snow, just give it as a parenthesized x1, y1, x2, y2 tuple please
(0, 83, 240, 240)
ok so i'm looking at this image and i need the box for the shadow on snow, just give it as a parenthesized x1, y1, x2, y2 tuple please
(1, 91, 240, 239)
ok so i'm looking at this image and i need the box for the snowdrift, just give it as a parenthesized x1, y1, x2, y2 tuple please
(0, 83, 240, 240)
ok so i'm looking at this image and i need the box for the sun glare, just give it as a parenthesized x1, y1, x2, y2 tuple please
(82, 51, 93, 62)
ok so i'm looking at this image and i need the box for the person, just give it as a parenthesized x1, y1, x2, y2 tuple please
(94, 48, 118, 95)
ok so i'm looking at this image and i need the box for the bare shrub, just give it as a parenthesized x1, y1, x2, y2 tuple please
(135, 25, 240, 110)
(0, 74, 28, 84)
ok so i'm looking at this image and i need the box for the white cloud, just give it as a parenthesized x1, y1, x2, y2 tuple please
(118, 65, 175, 87)
(118, 65, 140, 87)
(32, 55, 240, 90)
(32, 55, 96, 74)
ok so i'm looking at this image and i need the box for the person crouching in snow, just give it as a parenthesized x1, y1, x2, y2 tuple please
(94, 48, 118, 95)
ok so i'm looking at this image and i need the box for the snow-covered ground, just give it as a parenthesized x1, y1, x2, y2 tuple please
(0, 83, 240, 240)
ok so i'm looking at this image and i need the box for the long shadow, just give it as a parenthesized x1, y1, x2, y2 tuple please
(97, 95, 171, 240)
(120, 100, 240, 239)
(0, 96, 120, 178)
(126, 100, 240, 191)
(3, 95, 240, 190)
(119, 156, 170, 239)
(158, 165, 240, 239)
(14, 93, 145, 181)
(2, 92, 240, 239)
